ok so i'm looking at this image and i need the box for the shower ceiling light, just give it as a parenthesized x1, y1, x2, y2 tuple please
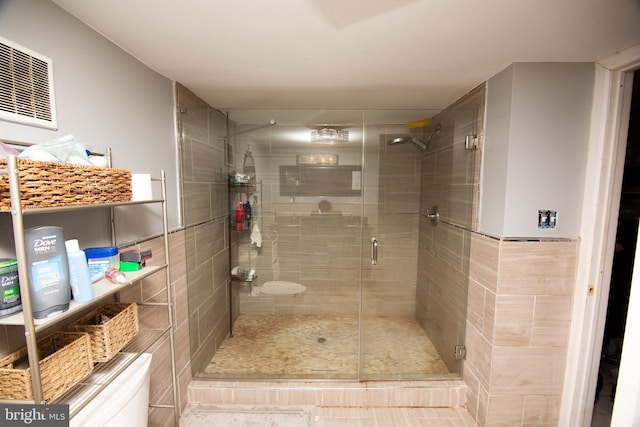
(310, 128, 348, 144)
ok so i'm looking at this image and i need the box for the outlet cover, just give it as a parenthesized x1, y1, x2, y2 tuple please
(538, 210, 558, 229)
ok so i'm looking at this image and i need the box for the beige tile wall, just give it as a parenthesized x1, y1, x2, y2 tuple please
(464, 234, 578, 426)
(111, 229, 190, 427)
(176, 83, 231, 376)
(234, 123, 422, 320)
(363, 128, 421, 320)
(239, 207, 364, 316)
(416, 85, 485, 372)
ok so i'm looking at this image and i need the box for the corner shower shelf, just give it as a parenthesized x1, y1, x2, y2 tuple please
(228, 181, 256, 190)
(231, 274, 257, 283)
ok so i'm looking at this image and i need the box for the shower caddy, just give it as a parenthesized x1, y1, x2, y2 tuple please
(0, 148, 179, 425)
(227, 177, 262, 336)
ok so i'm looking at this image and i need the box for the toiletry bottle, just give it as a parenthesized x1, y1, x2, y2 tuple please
(65, 239, 94, 303)
(244, 200, 252, 228)
(0, 258, 22, 318)
(235, 202, 245, 230)
(24, 226, 71, 318)
(105, 268, 127, 284)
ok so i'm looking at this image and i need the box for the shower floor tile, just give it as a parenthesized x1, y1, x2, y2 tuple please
(204, 314, 450, 379)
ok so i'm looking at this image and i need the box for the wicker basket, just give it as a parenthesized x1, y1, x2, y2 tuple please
(0, 332, 94, 402)
(67, 303, 139, 363)
(0, 158, 132, 210)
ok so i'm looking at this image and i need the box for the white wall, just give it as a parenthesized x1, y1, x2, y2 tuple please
(479, 62, 595, 238)
(0, 0, 179, 252)
(479, 65, 512, 235)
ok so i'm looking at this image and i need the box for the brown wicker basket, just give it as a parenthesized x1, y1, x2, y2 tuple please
(67, 303, 139, 362)
(0, 332, 94, 402)
(0, 158, 131, 210)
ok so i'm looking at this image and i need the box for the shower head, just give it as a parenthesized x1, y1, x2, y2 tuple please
(387, 123, 441, 152)
(389, 136, 427, 151)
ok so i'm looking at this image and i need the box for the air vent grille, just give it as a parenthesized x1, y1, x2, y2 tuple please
(0, 37, 57, 129)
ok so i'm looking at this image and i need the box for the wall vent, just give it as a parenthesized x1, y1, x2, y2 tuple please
(0, 36, 57, 130)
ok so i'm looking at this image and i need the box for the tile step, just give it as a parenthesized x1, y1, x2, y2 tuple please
(180, 403, 477, 426)
(188, 379, 467, 408)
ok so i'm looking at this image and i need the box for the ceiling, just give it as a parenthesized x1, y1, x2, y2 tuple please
(52, 0, 640, 113)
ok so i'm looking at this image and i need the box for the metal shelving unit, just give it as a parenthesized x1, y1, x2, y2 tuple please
(0, 154, 179, 425)
(227, 180, 261, 336)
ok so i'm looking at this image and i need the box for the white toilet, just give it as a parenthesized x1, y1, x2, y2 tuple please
(71, 353, 152, 427)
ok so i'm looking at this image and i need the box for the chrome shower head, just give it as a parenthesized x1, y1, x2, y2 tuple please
(388, 136, 427, 151)
(387, 123, 441, 152)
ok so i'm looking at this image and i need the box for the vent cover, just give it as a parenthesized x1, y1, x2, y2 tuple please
(0, 36, 57, 129)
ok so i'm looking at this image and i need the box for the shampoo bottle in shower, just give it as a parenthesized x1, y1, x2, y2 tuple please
(235, 202, 245, 230)
(65, 239, 94, 303)
(24, 226, 71, 318)
(243, 201, 252, 228)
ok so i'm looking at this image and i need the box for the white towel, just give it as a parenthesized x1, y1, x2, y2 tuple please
(250, 223, 262, 248)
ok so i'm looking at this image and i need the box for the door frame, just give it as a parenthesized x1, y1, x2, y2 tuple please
(559, 45, 640, 426)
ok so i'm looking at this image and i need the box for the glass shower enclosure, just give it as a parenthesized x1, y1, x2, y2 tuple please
(181, 105, 479, 381)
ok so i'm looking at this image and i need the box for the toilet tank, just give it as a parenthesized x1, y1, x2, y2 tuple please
(70, 353, 152, 427)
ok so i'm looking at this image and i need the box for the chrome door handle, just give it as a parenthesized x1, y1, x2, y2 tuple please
(371, 237, 378, 265)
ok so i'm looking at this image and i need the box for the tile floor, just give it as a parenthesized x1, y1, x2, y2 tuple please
(184, 314, 476, 425)
(203, 314, 451, 380)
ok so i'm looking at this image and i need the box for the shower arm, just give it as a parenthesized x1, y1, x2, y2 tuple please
(426, 124, 441, 141)
(219, 119, 276, 140)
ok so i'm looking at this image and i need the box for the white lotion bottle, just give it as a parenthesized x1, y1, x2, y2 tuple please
(105, 268, 127, 284)
(65, 239, 94, 303)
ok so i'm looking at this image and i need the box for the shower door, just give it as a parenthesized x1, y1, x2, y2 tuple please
(229, 110, 366, 380)
(359, 106, 478, 380)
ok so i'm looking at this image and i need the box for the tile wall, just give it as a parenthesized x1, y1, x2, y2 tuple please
(239, 205, 365, 316)
(464, 235, 578, 426)
(416, 85, 485, 372)
(234, 120, 422, 321)
(413, 82, 580, 426)
(176, 84, 231, 375)
(363, 126, 422, 319)
(118, 231, 190, 426)
(174, 82, 580, 425)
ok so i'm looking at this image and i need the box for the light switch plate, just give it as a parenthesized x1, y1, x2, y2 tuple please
(538, 210, 558, 229)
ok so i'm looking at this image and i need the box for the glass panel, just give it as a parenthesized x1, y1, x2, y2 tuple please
(212, 110, 365, 380)
(181, 99, 483, 380)
(360, 106, 477, 380)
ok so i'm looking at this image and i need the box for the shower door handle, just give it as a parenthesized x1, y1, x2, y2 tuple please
(371, 237, 378, 265)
